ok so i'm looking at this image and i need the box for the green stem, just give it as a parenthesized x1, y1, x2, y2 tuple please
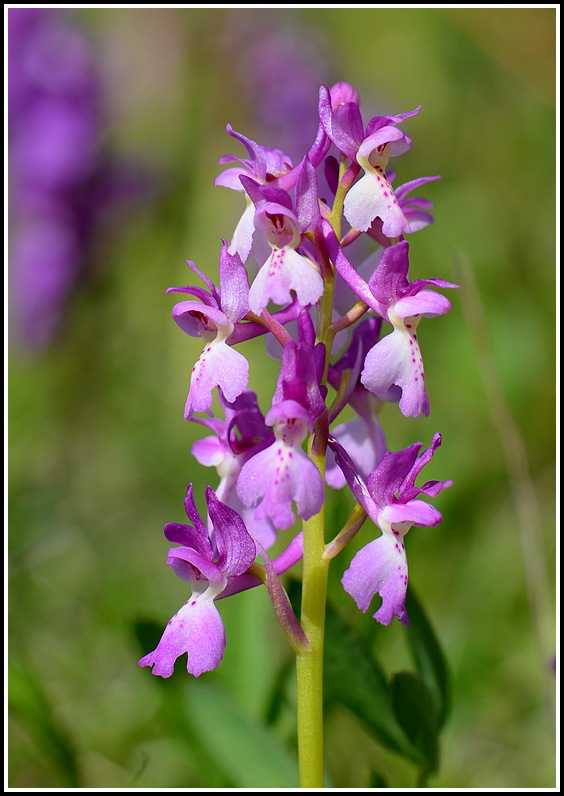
(294, 161, 357, 787)
(296, 446, 329, 788)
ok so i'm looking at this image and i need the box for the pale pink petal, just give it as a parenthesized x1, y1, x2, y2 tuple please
(361, 330, 429, 418)
(237, 441, 324, 530)
(192, 436, 226, 468)
(394, 290, 452, 319)
(228, 201, 256, 263)
(341, 532, 409, 626)
(249, 247, 323, 313)
(380, 500, 443, 529)
(344, 172, 409, 236)
(186, 340, 249, 416)
(138, 591, 226, 678)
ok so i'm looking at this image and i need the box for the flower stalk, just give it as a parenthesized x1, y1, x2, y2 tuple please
(296, 442, 329, 788)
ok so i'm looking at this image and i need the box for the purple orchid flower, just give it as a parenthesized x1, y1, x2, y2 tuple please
(239, 156, 323, 314)
(166, 241, 251, 417)
(191, 389, 277, 549)
(237, 312, 326, 529)
(363, 174, 441, 248)
(330, 433, 453, 626)
(318, 84, 420, 236)
(236, 399, 323, 529)
(214, 124, 293, 263)
(322, 221, 458, 418)
(139, 484, 257, 678)
(360, 241, 457, 417)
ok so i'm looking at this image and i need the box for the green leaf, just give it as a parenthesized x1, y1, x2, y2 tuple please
(183, 682, 299, 788)
(8, 659, 81, 787)
(368, 769, 389, 787)
(323, 602, 421, 762)
(390, 671, 440, 773)
(404, 587, 451, 727)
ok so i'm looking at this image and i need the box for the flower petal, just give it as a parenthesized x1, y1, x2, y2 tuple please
(237, 440, 324, 530)
(249, 247, 323, 313)
(294, 155, 321, 232)
(138, 591, 226, 678)
(167, 546, 223, 584)
(367, 240, 410, 307)
(164, 484, 212, 554)
(394, 290, 452, 319)
(341, 533, 409, 626)
(361, 329, 429, 418)
(379, 500, 443, 529)
(325, 100, 364, 160)
(366, 444, 421, 507)
(357, 125, 406, 159)
(235, 501, 278, 551)
(214, 165, 248, 191)
(218, 241, 250, 322)
(192, 435, 226, 468)
(185, 340, 249, 417)
(172, 301, 226, 337)
(325, 415, 386, 489)
(228, 200, 256, 263)
(205, 486, 257, 578)
(344, 171, 409, 236)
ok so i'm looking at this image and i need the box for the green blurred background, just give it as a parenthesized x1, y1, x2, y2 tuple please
(8, 7, 557, 789)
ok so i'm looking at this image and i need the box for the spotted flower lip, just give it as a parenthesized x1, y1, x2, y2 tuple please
(172, 300, 249, 416)
(365, 174, 441, 247)
(138, 485, 257, 678)
(236, 398, 324, 530)
(331, 433, 453, 626)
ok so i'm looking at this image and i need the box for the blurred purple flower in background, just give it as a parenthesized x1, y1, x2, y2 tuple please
(217, 11, 336, 164)
(8, 7, 151, 352)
